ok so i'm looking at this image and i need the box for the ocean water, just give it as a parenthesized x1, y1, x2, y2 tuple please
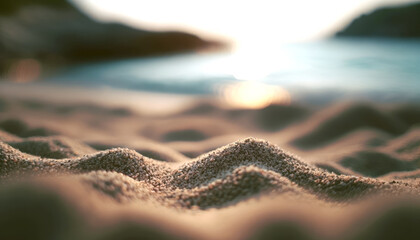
(49, 38, 420, 104)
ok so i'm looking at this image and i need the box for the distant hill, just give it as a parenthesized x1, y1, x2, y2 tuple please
(336, 3, 420, 38)
(0, 0, 224, 73)
(0, 0, 73, 15)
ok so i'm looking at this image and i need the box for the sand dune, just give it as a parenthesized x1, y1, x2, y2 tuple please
(339, 150, 419, 177)
(0, 119, 57, 138)
(1, 98, 420, 239)
(88, 141, 188, 163)
(2, 135, 419, 202)
(2, 132, 95, 159)
(291, 103, 409, 149)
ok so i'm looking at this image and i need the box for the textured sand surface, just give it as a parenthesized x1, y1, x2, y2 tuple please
(1, 97, 420, 240)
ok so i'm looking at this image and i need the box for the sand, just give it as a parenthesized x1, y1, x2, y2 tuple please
(1, 95, 420, 240)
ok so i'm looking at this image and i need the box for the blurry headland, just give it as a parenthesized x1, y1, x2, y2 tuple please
(0, 0, 225, 75)
(336, 2, 420, 38)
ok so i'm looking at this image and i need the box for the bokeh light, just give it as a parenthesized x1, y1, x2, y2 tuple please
(221, 81, 291, 109)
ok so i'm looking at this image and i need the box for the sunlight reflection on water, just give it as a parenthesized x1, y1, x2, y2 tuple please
(220, 81, 291, 109)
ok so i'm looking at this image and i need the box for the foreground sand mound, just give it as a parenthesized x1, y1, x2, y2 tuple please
(2, 137, 419, 207)
(89, 141, 188, 162)
(1, 166, 420, 240)
(1, 100, 420, 239)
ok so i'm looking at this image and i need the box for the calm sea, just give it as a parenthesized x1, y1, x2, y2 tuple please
(48, 38, 420, 104)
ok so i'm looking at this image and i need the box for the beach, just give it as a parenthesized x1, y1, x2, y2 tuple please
(1, 88, 420, 240)
(2, 0, 420, 239)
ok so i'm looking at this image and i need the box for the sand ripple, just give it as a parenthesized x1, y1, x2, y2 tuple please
(2, 137, 419, 210)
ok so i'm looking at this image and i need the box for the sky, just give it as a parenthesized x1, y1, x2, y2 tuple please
(71, 0, 420, 47)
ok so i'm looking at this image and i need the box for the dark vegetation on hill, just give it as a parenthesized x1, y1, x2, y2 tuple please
(336, 3, 420, 38)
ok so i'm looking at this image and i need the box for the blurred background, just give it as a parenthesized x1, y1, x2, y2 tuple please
(0, 0, 420, 111)
(2, 2, 420, 239)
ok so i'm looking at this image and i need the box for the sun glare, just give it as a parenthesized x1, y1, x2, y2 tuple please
(221, 81, 291, 109)
(231, 49, 274, 81)
(230, 43, 293, 82)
